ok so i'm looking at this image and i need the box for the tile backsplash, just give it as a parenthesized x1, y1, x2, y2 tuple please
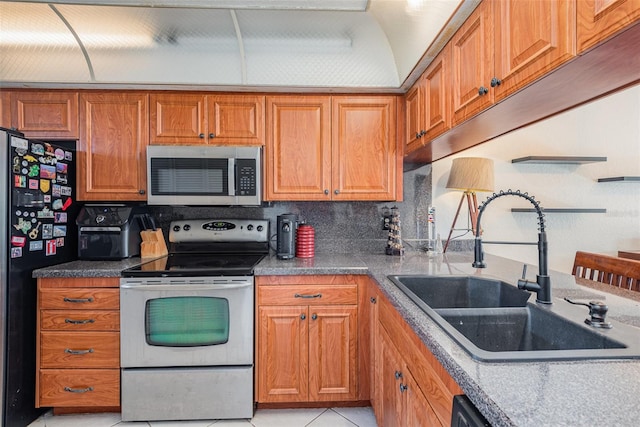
(145, 163, 471, 254)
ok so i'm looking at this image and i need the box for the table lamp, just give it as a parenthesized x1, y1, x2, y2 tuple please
(443, 157, 494, 252)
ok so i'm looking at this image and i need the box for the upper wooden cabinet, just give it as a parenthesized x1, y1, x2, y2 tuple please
(577, 0, 640, 53)
(8, 91, 79, 139)
(78, 92, 148, 201)
(265, 95, 399, 201)
(0, 90, 10, 128)
(150, 93, 264, 146)
(452, 0, 576, 126)
(332, 96, 398, 201)
(405, 44, 451, 154)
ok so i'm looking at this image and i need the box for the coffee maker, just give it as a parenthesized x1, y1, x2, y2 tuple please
(276, 213, 298, 259)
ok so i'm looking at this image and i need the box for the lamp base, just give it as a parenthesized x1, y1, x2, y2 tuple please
(443, 191, 479, 253)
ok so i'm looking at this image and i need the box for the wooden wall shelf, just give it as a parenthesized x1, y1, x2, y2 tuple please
(511, 156, 607, 164)
(597, 176, 640, 182)
(511, 208, 606, 213)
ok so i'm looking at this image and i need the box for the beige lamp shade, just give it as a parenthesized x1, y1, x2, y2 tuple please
(446, 157, 494, 192)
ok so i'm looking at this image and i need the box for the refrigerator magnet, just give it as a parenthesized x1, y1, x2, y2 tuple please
(11, 247, 22, 258)
(56, 237, 65, 247)
(29, 240, 43, 251)
(46, 240, 57, 256)
(11, 236, 26, 247)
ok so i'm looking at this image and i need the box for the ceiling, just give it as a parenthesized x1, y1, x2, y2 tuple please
(0, 0, 478, 92)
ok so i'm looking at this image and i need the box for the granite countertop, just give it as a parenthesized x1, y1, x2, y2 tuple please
(34, 251, 640, 427)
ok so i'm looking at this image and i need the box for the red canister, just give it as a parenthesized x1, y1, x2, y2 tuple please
(295, 224, 315, 258)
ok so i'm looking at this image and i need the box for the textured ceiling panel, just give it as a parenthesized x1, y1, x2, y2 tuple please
(55, 5, 243, 84)
(238, 10, 398, 87)
(0, 2, 92, 82)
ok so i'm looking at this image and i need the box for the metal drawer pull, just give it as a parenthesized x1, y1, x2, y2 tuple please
(65, 318, 95, 325)
(63, 297, 94, 303)
(64, 386, 94, 393)
(294, 293, 322, 299)
(399, 383, 408, 393)
(65, 348, 94, 355)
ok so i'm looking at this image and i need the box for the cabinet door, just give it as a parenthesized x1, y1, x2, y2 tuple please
(257, 306, 309, 402)
(378, 327, 404, 427)
(208, 95, 264, 146)
(1, 90, 11, 128)
(10, 91, 79, 139)
(150, 93, 206, 145)
(494, 0, 576, 101)
(78, 92, 148, 201)
(265, 96, 332, 201)
(332, 96, 397, 201)
(367, 285, 381, 421)
(422, 43, 451, 141)
(404, 77, 425, 154)
(577, 0, 640, 53)
(308, 305, 358, 401)
(406, 372, 443, 427)
(451, 0, 494, 126)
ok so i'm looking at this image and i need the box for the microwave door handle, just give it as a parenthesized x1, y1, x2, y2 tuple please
(228, 158, 236, 196)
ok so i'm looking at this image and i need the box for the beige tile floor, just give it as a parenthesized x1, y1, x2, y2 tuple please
(28, 407, 378, 427)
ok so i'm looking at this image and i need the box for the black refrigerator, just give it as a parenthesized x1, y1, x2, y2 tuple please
(1, 127, 79, 427)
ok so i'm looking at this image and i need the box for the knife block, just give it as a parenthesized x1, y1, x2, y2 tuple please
(140, 229, 168, 259)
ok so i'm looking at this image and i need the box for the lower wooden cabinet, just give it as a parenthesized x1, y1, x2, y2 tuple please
(255, 275, 364, 403)
(373, 287, 463, 426)
(36, 277, 120, 409)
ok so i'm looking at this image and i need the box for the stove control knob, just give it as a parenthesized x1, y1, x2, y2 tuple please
(183, 224, 191, 231)
(247, 225, 254, 231)
(173, 225, 181, 232)
(257, 225, 264, 232)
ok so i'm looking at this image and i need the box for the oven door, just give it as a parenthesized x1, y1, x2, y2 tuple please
(120, 276, 253, 368)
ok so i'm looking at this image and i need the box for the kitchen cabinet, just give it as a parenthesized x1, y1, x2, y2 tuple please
(405, 44, 451, 154)
(577, 0, 640, 53)
(378, 326, 442, 426)
(451, 0, 575, 126)
(374, 289, 462, 426)
(265, 95, 400, 201)
(7, 91, 79, 139)
(36, 277, 120, 409)
(150, 93, 264, 145)
(0, 90, 11, 128)
(256, 275, 362, 403)
(78, 92, 148, 201)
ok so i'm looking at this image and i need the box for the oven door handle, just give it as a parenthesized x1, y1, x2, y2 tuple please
(120, 282, 252, 292)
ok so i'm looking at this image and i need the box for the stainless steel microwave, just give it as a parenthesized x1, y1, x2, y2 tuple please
(147, 145, 261, 206)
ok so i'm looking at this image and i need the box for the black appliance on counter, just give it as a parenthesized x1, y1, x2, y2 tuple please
(76, 204, 148, 260)
(276, 213, 298, 259)
(1, 127, 79, 426)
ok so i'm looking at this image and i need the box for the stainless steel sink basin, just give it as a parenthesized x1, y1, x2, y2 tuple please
(387, 275, 531, 308)
(387, 275, 640, 362)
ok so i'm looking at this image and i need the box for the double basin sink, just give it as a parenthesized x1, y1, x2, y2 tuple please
(387, 275, 640, 362)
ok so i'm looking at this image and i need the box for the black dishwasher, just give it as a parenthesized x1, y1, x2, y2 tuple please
(451, 395, 491, 427)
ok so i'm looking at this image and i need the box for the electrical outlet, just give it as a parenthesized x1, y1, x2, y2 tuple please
(382, 214, 392, 230)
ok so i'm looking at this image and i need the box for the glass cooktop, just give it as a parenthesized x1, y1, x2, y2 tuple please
(122, 253, 265, 277)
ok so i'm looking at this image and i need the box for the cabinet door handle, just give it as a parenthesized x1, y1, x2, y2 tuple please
(294, 293, 322, 299)
(324, 189, 329, 195)
(199, 133, 205, 138)
(399, 383, 408, 393)
(209, 133, 215, 138)
(311, 313, 318, 320)
(490, 77, 502, 87)
(334, 189, 340, 195)
(65, 348, 94, 355)
(139, 189, 146, 195)
(300, 313, 306, 320)
(64, 386, 94, 393)
(478, 86, 489, 96)
(394, 370, 403, 380)
(63, 297, 94, 304)
(65, 318, 95, 325)
(370, 297, 377, 304)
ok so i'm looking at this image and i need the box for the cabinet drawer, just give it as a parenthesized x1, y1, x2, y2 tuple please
(40, 332, 119, 368)
(39, 288, 119, 310)
(258, 285, 357, 305)
(41, 310, 119, 331)
(39, 369, 120, 407)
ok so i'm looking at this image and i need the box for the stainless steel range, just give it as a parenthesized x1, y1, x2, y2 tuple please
(120, 219, 269, 422)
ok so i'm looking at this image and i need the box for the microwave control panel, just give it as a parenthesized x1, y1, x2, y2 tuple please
(236, 159, 257, 196)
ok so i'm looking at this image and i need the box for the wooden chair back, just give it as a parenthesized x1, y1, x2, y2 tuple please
(572, 251, 640, 292)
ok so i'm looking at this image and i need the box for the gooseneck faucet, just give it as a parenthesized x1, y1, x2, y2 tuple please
(472, 189, 552, 304)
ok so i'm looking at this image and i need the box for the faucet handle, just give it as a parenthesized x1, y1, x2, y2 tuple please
(521, 264, 527, 280)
